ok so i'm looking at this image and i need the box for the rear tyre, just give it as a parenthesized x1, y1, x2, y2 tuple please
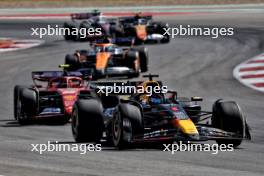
(212, 100, 245, 148)
(161, 31, 170, 43)
(156, 23, 170, 43)
(19, 88, 37, 125)
(148, 22, 170, 43)
(135, 47, 149, 72)
(65, 54, 79, 70)
(63, 22, 79, 41)
(126, 51, 140, 78)
(14, 85, 27, 120)
(71, 99, 104, 143)
(112, 103, 143, 149)
(110, 25, 124, 38)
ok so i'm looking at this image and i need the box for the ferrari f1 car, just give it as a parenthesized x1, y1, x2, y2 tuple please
(13, 69, 91, 125)
(71, 74, 251, 149)
(115, 13, 170, 44)
(64, 41, 149, 79)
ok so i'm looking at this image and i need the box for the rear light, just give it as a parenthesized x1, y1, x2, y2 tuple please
(171, 106, 178, 111)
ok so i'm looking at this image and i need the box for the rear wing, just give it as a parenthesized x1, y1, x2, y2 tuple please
(138, 15, 152, 20)
(118, 15, 152, 23)
(70, 12, 100, 20)
(59, 64, 94, 79)
(32, 71, 83, 82)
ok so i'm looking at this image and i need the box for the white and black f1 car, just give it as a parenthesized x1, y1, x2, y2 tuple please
(63, 10, 123, 41)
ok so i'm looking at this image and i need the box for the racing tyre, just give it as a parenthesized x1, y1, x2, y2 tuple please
(155, 22, 170, 43)
(212, 100, 245, 148)
(19, 88, 37, 124)
(65, 54, 79, 70)
(110, 25, 124, 38)
(126, 51, 140, 78)
(71, 99, 104, 143)
(135, 47, 149, 72)
(14, 85, 27, 120)
(161, 34, 170, 43)
(112, 103, 143, 149)
(63, 22, 79, 41)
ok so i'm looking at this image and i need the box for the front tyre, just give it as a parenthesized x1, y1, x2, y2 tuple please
(112, 103, 143, 149)
(71, 99, 104, 143)
(18, 88, 37, 125)
(212, 100, 245, 148)
(135, 47, 149, 72)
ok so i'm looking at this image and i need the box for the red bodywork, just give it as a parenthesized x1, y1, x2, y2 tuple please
(45, 76, 87, 115)
(32, 71, 90, 118)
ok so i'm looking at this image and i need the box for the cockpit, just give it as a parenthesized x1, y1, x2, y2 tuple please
(134, 18, 147, 25)
(88, 16, 107, 25)
(48, 77, 83, 89)
(94, 44, 122, 54)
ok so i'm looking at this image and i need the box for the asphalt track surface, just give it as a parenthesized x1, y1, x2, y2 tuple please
(0, 13, 263, 176)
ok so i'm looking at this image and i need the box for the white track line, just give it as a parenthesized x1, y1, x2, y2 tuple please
(238, 70, 264, 76)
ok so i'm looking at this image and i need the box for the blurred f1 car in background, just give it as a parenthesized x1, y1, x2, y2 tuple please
(115, 13, 170, 44)
(63, 10, 124, 41)
(63, 10, 170, 45)
(71, 74, 251, 149)
(64, 40, 149, 79)
(13, 69, 91, 125)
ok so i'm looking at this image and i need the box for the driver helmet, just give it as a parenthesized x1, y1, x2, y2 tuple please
(149, 94, 163, 105)
(68, 78, 81, 88)
(91, 9, 101, 16)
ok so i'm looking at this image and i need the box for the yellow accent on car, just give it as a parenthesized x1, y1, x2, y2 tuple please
(174, 119, 198, 134)
(59, 64, 70, 69)
(142, 80, 160, 89)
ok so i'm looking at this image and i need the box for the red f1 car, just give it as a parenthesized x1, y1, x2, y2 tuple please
(14, 69, 91, 125)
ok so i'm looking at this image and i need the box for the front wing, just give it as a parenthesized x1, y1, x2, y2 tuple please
(131, 125, 249, 143)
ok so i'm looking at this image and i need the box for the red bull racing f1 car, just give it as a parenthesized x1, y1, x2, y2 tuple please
(71, 74, 251, 149)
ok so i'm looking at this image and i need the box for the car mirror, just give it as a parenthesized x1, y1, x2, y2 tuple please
(167, 90, 177, 103)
